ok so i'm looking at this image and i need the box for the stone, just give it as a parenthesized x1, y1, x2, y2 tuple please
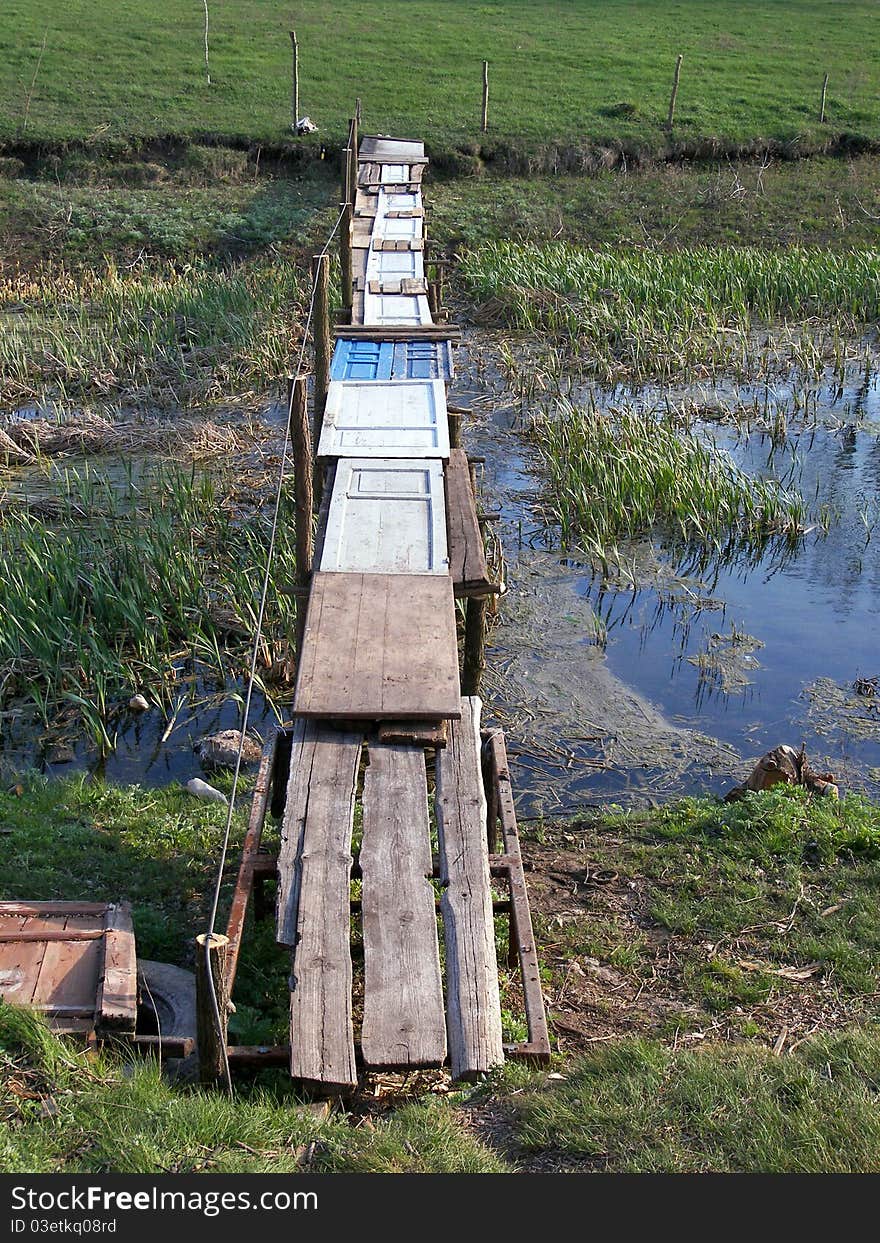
(196, 729, 262, 772)
(185, 778, 228, 805)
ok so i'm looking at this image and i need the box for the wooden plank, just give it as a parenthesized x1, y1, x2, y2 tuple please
(320, 458, 448, 573)
(436, 697, 505, 1080)
(334, 325, 461, 342)
(385, 208, 424, 219)
(0, 902, 109, 917)
(372, 237, 424, 252)
(294, 573, 461, 720)
(367, 278, 428, 295)
(0, 929, 104, 943)
(224, 734, 276, 993)
(377, 720, 448, 748)
(445, 448, 498, 597)
(359, 135, 426, 161)
(30, 914, 103, 1018)
(360, 743, 446, 1068)
(96, 903, 137, 1034)
(276, 721, 361, 1091)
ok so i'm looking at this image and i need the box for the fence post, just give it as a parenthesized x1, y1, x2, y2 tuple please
(311, 253, 331, 507)
(288, 375, 313, 658)
(481, 60, 489, 132)
(667, 53, 683, 131)
(289, 30, 299, 127)
(195, 932, 230, 1088)
(349, 116, 358, 206)
(820, 72, 829, 123)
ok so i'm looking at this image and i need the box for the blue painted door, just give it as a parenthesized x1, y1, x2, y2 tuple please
(331, 338, 454, 381)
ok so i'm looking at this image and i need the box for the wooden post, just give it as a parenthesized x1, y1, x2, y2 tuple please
(355, 96, 362, 123)
(820, 72, 829, 123)
(481, 60, 489, 133)
(311, 253, 331, 508)
(341, 144, 351, 205)
(195, 932, 230, 1087)
(289, 30, 299, 127)
(348, 117, 358, 206)
(448, 410, 462, 449)
(288, 375, 313, 658)
(339, 201, 353, 315)
(667, 53, 683, 131)
(462, 597, 487, 696)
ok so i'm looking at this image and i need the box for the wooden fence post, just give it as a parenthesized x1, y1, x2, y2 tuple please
(339, 200, 353, 315)
(462, 597, 487, 696)
(288, 375, 313, 658)
(667, 53, 683, 131)
(312, 253, 331, 508)
(341, 144, 351, 205)
(290, 30, 299, 127)
(820, 72, 829, 123)
(348, 116, 358, 206)
(195, 932, 230, 1087)
(481, 60, 489, 133)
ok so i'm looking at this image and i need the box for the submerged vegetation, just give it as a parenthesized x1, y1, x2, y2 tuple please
(461, 242, 880, 381)
(531, 400, 810, 562)
(0, 464, 296, 752)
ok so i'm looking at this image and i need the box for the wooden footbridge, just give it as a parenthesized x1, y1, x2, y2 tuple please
(0, 129, 549, 1093)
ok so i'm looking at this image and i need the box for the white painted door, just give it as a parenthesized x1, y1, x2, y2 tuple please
(318, 381, 449, 458)
(320, 458, 449, 574)
(380, 163, 409, 183)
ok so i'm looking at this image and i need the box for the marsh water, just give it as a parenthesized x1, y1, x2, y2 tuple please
(457, 339, 880, 814)
(3, 343, 880, 813)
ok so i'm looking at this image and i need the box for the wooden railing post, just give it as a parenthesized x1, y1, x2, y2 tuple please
(481, 60, 489, 132)
(195, 932, 230, 1087)
(288, 375, 313, 658)
(339, 200, 353, 316)
(311, 253, 331, 508)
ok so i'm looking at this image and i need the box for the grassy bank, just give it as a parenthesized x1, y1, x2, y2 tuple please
(2, 1, 879, 152)
(3, 779, 880, 1172)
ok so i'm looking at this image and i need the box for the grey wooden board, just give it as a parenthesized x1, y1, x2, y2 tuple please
(445, 448, 496, 594)
(293, 572, 461, 720)
(318, 380, 449, 459)
(276, 720, 361, 1090)
(436, 698, 505, 1080)
(360, 743, 446, 1068)
(359, 136, 426, 161)
(367, 278, 428, 296)
(320, 457, 448, 573)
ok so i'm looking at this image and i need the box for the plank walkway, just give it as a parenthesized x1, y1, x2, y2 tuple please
(271, 132, 544, 1091)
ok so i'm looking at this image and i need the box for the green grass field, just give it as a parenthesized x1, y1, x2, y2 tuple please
(1, 1, 879, 151)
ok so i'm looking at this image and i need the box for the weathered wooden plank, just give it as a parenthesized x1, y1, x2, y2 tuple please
(359, 135, 426, 162)
(0, 902, 109, 917)
(276, 720, 361, 1091)
(377, 719, 448, 748)
(96, 903, 137, 1033)
(367, 278, 428, 296)
(436, 697, 505, 1080)
(31, 915, 103, 1014)
(445, 449, 498, 597)
(372, 237, 424, 252)
(333, 324, 461, 341)
(294, 573, 461, 720)
(384, 208, 425, 219)
(360, 743, 446, 1068)
(0, 929, 104, 943)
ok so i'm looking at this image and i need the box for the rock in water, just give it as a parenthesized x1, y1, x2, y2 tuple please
(128, 694, 149, 713)
(197, 729, 262, 772)
(185, 778, 228, 805)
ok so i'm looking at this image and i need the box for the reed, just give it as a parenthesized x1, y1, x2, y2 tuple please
(0, 464, 297, 752)
(460, 242, 880, 381)
(0, 259, 305, 408)
(532, 400, 808, 566)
